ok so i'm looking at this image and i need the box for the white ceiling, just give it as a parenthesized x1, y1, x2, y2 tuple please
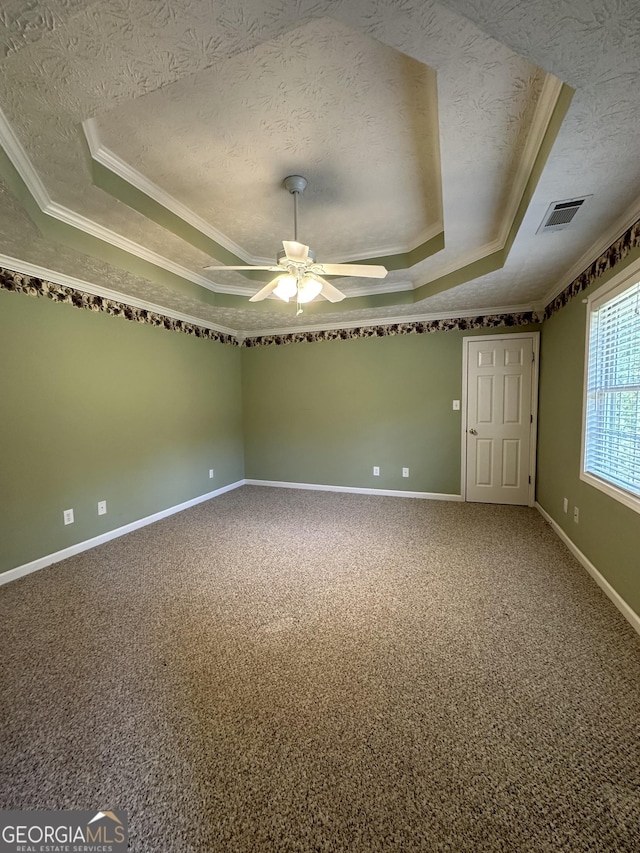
(0, 0, 638, 336)
(94, 16, 444, 263)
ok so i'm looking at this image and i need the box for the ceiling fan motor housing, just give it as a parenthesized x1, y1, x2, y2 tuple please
(277, 248, 316, 266)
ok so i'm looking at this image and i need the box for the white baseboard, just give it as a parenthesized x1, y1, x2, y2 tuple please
(0, 480, 245, 587)
(535, 501, 640, 636)
(244, 479, 463, 501)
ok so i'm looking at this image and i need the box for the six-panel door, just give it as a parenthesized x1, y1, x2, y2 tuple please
(466, 337, 534, 505)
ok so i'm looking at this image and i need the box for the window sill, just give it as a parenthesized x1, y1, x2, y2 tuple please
(580, 471, 640, 516)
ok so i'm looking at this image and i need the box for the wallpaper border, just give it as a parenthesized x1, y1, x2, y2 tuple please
(242, 312, 542, 347)
(0, 267, 238, 345)
(543, 216, 640, 319)
(0, 264, 544, 345)
(5, 207, 639, 349)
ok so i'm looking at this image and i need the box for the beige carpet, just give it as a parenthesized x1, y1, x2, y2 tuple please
(1, 486, 639, 852)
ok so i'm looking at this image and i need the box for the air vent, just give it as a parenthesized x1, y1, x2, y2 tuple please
(537, 196, 592, 233)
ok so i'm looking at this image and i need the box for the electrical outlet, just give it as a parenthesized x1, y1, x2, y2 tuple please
(98, 500, 107, 516)
(209, 469, 214, 479)
(373, 466, 380, 476)
(402, 467, 409, 477)
(573, 506, 579, 523)
(563, 497, 568, 513)
(452, 400, 460, 410)
(63, 508, 74, 525)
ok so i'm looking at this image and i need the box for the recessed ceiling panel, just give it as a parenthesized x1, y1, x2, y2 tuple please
(94, 17, 443, 263)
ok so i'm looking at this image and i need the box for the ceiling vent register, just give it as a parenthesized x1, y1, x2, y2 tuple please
(537, 197, 591, 233)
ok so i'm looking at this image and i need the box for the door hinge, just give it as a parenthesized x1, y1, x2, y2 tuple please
(532, 351, 535, 362)
(528, 476, 531, 484)
(530, 413, 533, 423)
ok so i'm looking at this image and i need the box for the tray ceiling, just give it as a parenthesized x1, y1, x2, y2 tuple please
(0, 0, 638, 337)
(92, 17, 443, 263)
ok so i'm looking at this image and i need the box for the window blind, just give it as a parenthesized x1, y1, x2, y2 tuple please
(585, 281, 640, 498)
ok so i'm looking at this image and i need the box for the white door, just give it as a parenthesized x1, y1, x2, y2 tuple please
(464, 335, 537, 505)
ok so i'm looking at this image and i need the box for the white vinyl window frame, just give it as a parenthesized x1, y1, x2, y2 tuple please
(580, 263, 640, 515)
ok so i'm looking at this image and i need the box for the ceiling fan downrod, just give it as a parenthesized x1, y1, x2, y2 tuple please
(282, 175, 312, 314)
(283, 175, 307, 243)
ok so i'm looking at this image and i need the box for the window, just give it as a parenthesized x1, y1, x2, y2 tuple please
(582, 272, 640, 513)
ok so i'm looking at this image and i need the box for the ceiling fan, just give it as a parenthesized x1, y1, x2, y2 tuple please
(204, 175, 388, 310)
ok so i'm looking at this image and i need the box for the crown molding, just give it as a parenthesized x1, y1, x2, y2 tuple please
(204, 279, 261, 296)
(325, 222, 445, 264)
(0, 253, 240, 339)
(541, 197, 640, 308)
(496, 74, 565, 247)
(293, 74, 563, 275)
(332, 277, 415, 297)
(0, 105, 50, 208)
(238, 302, 540, 339)
(83, 118, 268, 265)
(0, 248, 540, 344)
(405, 73, 564, 288)
(83, 119, 445, 267)
(407, 238, 504, 286)
(0, 106, 434, 300)
(0, 107, 221, 294)
(42, 199, 221, 292)
(0, 74, 565, 308)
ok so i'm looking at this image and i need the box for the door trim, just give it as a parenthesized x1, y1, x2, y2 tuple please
(461, 332, 540, 506)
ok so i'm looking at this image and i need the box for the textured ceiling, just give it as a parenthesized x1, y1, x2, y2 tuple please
(0, 0, 638, 336)
(94, 17, 443, 262)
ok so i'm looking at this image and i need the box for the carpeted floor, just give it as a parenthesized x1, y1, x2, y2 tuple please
(1, 486, 639, 852)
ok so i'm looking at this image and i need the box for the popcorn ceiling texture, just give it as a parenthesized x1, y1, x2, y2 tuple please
(1, 487, 638, 851)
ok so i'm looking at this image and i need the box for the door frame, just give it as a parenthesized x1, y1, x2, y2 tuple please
(461, 332, 540, 506)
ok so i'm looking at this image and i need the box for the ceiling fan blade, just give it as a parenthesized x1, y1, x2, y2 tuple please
(312, 262, 387, 279)
(282, 241, 309, 264)
(248, 279, 280, 302)
(312, 275, 346, 303)
(203, 265, 280, 272)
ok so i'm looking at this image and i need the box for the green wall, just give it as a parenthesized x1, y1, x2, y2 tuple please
(3, 274, 638, 624)
(241, 326, 539, 495)
(537, 257, 640, 616)
(0, 290, 244, 574)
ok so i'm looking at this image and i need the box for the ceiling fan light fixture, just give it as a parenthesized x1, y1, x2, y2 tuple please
(204, 175, 387, 307)
(273, 273, 298, 301)
(296, 275, 322, 303)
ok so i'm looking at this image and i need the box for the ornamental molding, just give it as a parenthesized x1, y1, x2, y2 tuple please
(82, 117, 262, 266)
(0, 106, 218, 294)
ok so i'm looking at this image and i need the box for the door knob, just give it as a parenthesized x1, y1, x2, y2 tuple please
(468, 428, 478, 435)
